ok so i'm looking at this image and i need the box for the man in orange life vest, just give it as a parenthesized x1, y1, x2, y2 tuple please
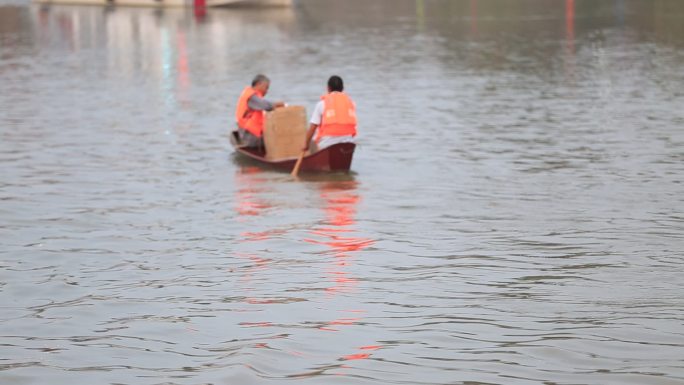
(303, 75, 357, 153)
(235, 74, 285, 147)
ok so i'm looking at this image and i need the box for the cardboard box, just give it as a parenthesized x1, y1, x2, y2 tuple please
(263, 105, 308, 160)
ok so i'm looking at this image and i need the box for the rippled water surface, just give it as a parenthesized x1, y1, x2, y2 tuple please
(2, 0, 684, 384)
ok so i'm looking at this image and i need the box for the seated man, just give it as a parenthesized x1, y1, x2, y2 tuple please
(235, 74, 285, 147)
(303, 75, 357, 153)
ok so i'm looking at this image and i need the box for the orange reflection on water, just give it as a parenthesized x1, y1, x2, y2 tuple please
(319, 313, 363, 332)
(305, 181, 374, 298)
(341, 353, 370, 361)
(359, 345, 382, 351)
(298, 182, 363, 296)
(340, 345, 382, 361)
(176, 30, 191, 109)
(234, 167, 273, 218)
(241, 228, 287, 242)
(236, 252, 271, 291)
(304, 181, 381, 363)
(328, 318, 360, 326)
(564, 0, 576, 82)
(306, 232, 374, 254)
(566, 0, 575, 55)
(233, 175, 381, 363)
(239, 322, 273, 328)
(340, 345, 383, 362)
(470, 0, 478, 36)
(305, 181, 374, 256)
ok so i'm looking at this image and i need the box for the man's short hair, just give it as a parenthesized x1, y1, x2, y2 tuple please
(328, 75, 344, 92)
(252, 74, 270, 87)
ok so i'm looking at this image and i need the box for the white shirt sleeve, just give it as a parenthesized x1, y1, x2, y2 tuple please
(310, 100, 325, 125)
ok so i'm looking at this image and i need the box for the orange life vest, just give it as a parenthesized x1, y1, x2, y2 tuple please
(316, 92, 357, 142)
(235, 86, 265, 138)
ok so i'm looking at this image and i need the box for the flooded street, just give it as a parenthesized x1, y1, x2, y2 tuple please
(1, 0, 684, 383)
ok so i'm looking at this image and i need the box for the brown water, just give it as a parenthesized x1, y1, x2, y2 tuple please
(2, 0, 684, 384)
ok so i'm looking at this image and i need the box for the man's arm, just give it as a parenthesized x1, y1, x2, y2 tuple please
(303, 123, 318, 151)
(247, 95, 285, 111)
(303, 100, 324, 151)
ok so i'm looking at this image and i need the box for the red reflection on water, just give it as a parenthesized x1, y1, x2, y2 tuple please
(303, 181, 374, 298)
(564, 0, 576, 81)
(56, 15, 75, 51)
(305, 181, 374, 257)
(305, 180, 375, 298)
(320, 181, 360, 225)
(328, 318, 359, 326)
(247, 298, 284, 304)
(236, 251, 271, 301)
(303, 181, 381, 363)
(240, 322, 273, 328)
(176, 30, 191, 108)
(359, 345, 382, 351)
(339, 344, 383, 362)
(323, 195, 359, 226)
(319, 315, 362, 332)
(241, 229, 287, 242)
(236, 252, 269, 267)
(234, 167, 272, 218)
(566, 0, 575, 54)
(305, 233, 374, 254)
(341, 353, 370, 361)
(470, 0, 478, 36)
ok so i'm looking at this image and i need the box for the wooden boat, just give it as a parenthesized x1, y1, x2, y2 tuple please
(230, 130, 355, 173)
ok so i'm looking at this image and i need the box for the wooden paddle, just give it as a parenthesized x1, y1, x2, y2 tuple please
(291, 150, 306, 177)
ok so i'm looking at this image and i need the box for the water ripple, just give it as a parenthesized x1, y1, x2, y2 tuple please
(2, 0, 684, 384)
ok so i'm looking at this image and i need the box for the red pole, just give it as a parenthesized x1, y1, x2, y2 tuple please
(194, 0, 206, 21)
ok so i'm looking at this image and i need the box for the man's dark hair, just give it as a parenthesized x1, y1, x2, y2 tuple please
(252, 74, 270, 87)
(328, 75, 344, 92)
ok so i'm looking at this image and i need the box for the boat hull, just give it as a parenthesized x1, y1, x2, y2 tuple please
(231, 131, 355, 173)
